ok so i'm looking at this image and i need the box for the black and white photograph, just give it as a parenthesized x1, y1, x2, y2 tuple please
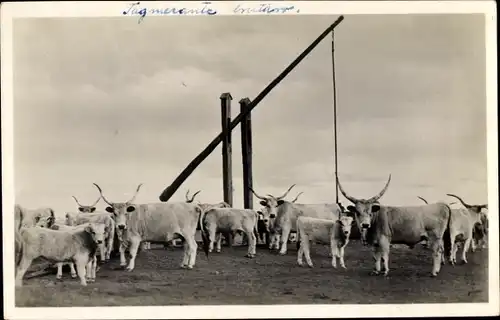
(2, 1, 498, 319)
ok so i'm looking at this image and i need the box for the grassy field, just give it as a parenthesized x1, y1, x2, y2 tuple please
(15, 240, 488, 307)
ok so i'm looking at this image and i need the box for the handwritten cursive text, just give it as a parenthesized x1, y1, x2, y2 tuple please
(123, 2, 218, 24)
(233, 3, 299, 14)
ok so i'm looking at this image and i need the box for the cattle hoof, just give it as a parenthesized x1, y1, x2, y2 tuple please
(180, 264, 188, 269)
(298, 262, 304, 267)
(341, 265, 347, 270)
(216, 250, 221, 253)
(80, 283, 87, 287)
(370, 271, 380, 276)
(431, 273, 438, 277)
(71, 273, 77, 278)
(186, 265, 194, 270)
(56, 276, 63, 280)
(125, 267, 134, 272)
(244, 254, 254, 259)
(278, 251, 287, 256)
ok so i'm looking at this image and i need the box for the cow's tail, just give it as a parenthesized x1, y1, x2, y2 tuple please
(197, 205, 209, 259)
(443, 204, 453, 260)
(15, 230, 24, 272)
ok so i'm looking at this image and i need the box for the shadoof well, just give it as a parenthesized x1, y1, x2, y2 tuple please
(159, 16, 345, 212)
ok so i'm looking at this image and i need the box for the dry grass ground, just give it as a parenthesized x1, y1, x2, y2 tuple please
(15, 240, 488, 307)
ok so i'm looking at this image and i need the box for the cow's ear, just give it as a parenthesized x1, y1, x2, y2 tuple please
(105, 206, 114, 213)
(257, 211, 262, 215)
(259, 201, 267, 207)
(34, 215, 41, 223)
(126, 206, 136, 213)
(277, 200, 285, 206)
(78, 207, 85, 212)
(347, 205, 356, 213)
(47, 216, 55, 227)
(90, 207, 96, 213)
(371, 204, 381, 213)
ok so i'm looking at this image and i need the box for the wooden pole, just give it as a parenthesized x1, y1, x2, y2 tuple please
(240, 98, 253, 210)
(331, 31, 339, 204)
(159, 16, 345, 202)
(220, 93, 233, 207)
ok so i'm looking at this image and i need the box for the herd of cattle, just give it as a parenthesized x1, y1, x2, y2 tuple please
(13, 175, 489, 288)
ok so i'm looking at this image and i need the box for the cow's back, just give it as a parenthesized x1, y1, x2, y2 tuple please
(277, 202, 340, 231)
(384, 203, 450, 242)
(129, 203, 200, 239)
(297, 216, 335, 244)
(203, 208, 256, 230)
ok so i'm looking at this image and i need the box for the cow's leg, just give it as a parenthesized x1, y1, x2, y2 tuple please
(244, 230, 257, 258)
(450, 239, 459, 265)
(431, 238, 444, 277)
(330, 241, 338, 268)
(125, 236, 141, 272)
(461, 238, 472, 264)
(186, 236, 198, 269)
(56, 262, 64, 280)
(74, 257, 88, 286)
(119, 242, 127, 267)
(371, 248, 382, 276)
(181, 240, 190, 268)
(68, 263, 77, 278)
(303, 240, 314, 268)
(379, 237, 391, 276)
(86, 260, 93, 283)
(279, 227, 292, 255)
(15, 255, 34, 287)
(471, 238, 477, 252)
(216, 233, 222, 253)
(297, 242, 305, 266)
(338, 246, 347, 269)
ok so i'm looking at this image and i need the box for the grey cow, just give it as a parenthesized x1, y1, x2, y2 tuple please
(16, 222, 105, 287)
(199, 207, 259, 258)
(94, 183, 206, 271)
(445, 194, 488, 264)
(337, 175, 452, 277)
(252, 185, 342, 255)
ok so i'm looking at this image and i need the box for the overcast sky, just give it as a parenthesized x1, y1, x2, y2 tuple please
(13, 14, 487, 217)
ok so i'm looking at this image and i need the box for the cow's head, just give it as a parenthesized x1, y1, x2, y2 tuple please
(337, 213, 355, 241)
(185, 189, 201, 203)
(35, 210, 56, 229)
(84, 222, 106, 246)
(250, 184, 296, 225)
(337, 175, 391, 245)
(93, 183, 143, 231)
(72, 194, 101, 213)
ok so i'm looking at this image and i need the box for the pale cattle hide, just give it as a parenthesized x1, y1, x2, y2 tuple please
(16, 204, 56, 228)
(446, 194, 488, 264)
(16, 223, 104, 287)
(296, 214, 354, 268)
(252, 183, 341, 255)
(200, 207, 258, 258)
(94, 182, 204, 271)
(66, 211, 115, 261)
(338, 175, 452, 277)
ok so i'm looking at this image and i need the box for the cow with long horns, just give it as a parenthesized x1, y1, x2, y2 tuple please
(252, 185, 341, 255)
(337, 175, 452, 277)
(93, 183, 206, 271)
(445, 194, 488, 265)
(259, 191, 304, 248)
(72, 194, 101, 213)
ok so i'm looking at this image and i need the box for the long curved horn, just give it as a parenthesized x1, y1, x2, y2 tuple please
(93, 183, 113, 205)
(417, 196, 428, 204)
(368, 174, 392, 202)
(446, 193, 471, 208)
(72, 196, 84, 207)
(249, 187, 267, 200)
(291, 192, 304, 203)
(185, 189, 191, 202)
(127, 183, 143, 203)
(90, 195, 101, 207)
(336, 177, 358, 204)
(277, 184, 296, 200)
(189, 190, 201, 203)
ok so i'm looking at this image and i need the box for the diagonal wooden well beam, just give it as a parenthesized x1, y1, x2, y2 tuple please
(159, 16, 345, 202)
